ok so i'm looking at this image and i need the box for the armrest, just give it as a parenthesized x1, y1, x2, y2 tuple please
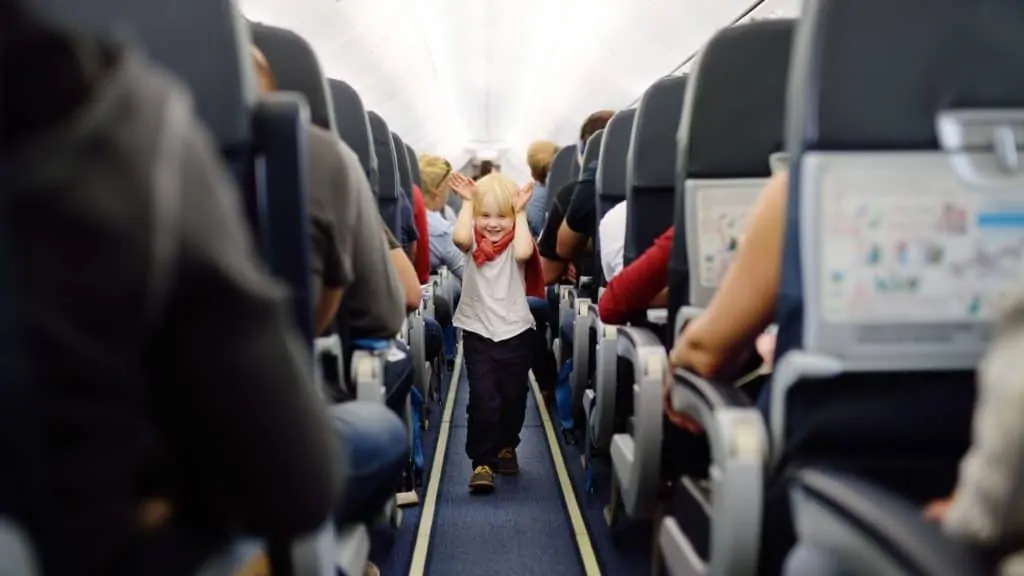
(646, 307, 668, 326)
(666, 368, 768, 576)
(674, 306, 705, 344)
(611, 325, 666, 518)
(350, 338, 391, 403)
(790, 468, 988, 576)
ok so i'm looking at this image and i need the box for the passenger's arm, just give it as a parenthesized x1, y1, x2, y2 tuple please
(336, 148, 405, 338)
(597, 228, 673, 324)
(943, 311, 1024, 550)
(669, 172, 788, 380)
(449, 173, 477, 252)
(171, 122, 338, 537)
(537, 183, 575, 284)
(310, 216, 343, 335)
(385, 226, 422, 311)
(431, 224, 466, 279)
(557, 170, 596, 260)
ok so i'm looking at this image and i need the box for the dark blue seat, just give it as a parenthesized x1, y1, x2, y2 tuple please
(367, 112, 402, 238)
(586, 108, 637, 456)
(660, 19, 793, 576)
(607, 75, 689, 524)
(391, 133, 414, 202)
(777, 0, 1024, 574)
(405, 143, 421, 189)
(328, 79, 378, 192)
(546, 144, 579, 212)
(25, 1, 321, 573)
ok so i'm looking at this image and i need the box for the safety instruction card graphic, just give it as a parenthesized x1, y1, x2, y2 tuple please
(697, 186, 760, 287)
(821, 186, 1024, 323)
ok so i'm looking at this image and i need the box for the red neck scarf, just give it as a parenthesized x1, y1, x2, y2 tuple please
(472, 225, 545, 298)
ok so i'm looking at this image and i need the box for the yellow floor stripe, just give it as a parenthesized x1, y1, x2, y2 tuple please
(408, 343, 463, 576)
(530, 372, 602, 576)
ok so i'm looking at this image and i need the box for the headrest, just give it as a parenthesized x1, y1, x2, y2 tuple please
(581, 130, 604, 168)
(367, 111, 399, 200)
(597, 109, 637, 200)
(405, 143, 421, 188)
(328, 79, 377, 182)
(789, 0, 1024, 151)
(628, 75, 688, 189)
(29, 0, 256, 145)
(679, 20, 793, 179)
(391, 133, 413, 198)
(251, 23, 335, 133)
(549, 144, 578, 190)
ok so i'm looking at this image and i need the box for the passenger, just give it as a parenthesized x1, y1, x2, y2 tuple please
(550, 111, 615, 280)
(417, 155, 466, 282)
(537, 111, 613, 357)
(923, 299, 1024, 575)
(251, 47, 410, 556)
(449, 172, 545, 493)
(2, 11, 338, 573)
(665, 171, 788, 430)
(597, 225, 671, 325)
(411, 183, 431, 283)
(398, 191, 420, 260)
(598, 199, 627, 280)
(525, 140, 560, 238)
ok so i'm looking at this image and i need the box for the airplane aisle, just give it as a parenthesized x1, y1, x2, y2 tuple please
(411, 346, 591, 575)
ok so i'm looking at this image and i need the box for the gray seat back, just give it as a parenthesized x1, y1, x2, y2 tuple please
(367, 111, 401, 236)
(328, 79, 378, 193)
(625, 75, 688, 268)
(546, 144, 578, 210)
(251, 23, 335, 133)
(405, 143, 422, 189)
(392, 133, 414, 200)
(673, 20, 793, 313)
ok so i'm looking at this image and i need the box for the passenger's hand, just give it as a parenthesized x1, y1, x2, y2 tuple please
(449, 172, 477, 201)
(756, 331, 776, 370)
(923, 497, 953, 523)
(668, 338, 686, 369)
(514, 181, 534, 213)
(564, 262, 578, 284)
(662, 380, 703, 434)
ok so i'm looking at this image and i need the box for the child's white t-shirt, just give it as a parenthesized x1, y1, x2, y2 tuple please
(453, 241, 535, 342)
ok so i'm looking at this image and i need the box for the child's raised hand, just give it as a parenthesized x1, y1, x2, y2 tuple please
(513, 182, 534, 213)
(449, 173, 477, 201)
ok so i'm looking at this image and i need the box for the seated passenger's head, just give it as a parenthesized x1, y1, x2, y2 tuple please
(418, 154, 453, 211)
(527, 140, 559, 185)
(473, 172, 518, 242)
(578, 110, 614, 162)
(250, 46, 276, 93)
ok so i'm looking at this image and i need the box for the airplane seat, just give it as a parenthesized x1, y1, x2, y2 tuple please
(586, 108, 637, 458)
(324, 79, 390, 402)
(367, 111, 403, 238)
(0, 519, 39, 576)
(391, 132, 431, 439)
(564, 128, 605, 431)
(660, 19, 793, 576)
(543, 144, 579, 358)
(785, 469, 988, 576)
(26, 1, 328, 574)
(546, 144, 579, 213)
(607, 74, 688, 524)
(776, 0, 1024, 573)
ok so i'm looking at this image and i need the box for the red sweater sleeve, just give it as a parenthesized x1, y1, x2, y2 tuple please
(411, 185, 431, 284)
(598, 227, 674, 325)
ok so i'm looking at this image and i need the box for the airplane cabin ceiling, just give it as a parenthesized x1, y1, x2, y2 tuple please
(240, 0, 802, 181)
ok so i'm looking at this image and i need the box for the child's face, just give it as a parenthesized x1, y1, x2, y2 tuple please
(475, 195, 514, 242)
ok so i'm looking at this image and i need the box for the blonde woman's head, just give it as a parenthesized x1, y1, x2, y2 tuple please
(418, 154, 453, 210)
(474, 172, 518, 241)
(527, 140, 559, 184)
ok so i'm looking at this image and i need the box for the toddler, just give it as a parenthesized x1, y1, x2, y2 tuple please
(449, 171, 544, 493)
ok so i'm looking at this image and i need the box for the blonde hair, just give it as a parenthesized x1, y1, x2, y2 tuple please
(527, 141, 559, 183)
(473, 172, 518, 218)
(418, 154, 452, 201)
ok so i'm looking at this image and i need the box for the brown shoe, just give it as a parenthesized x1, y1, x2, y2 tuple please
(468, 465, 496, 493)
(496, 448, 519, 475)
